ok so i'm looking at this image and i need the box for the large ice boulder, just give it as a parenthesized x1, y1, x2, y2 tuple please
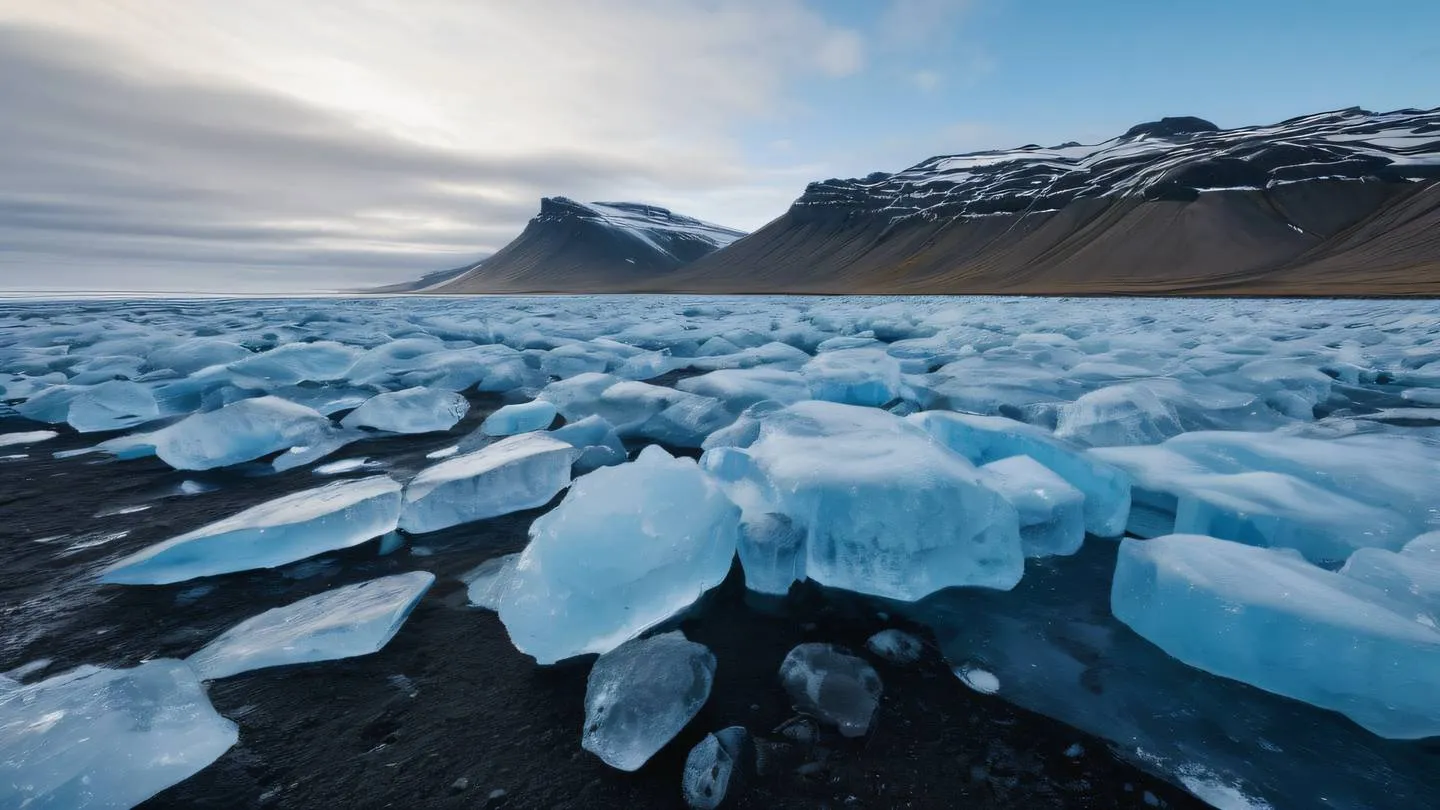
(481, 399, 558, 436)
(102, 476, 403, 584)
(339, 387, 469, 434)
(979, 455, 1085, 558)
(0, 659, 237, 809)
(908, 410, 1131, 537)
(779, 643, 883, 738)
(398, 433, 576, 534)
(148, 395, 341, 470)
(188, 571, 434, 679)
(496, 446, 739, 664)
(582, 632, 716, 771)
(703, 401, 1022, 601)
(1112, 534, 1440, 739)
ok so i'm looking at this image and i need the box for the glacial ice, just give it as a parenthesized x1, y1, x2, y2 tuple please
(548, 414, 628, 472)
(779, 643, 883, 738)
(703, 401, 1022, 601)
(979, 455, 1085, 558)
(0, 429, 57, 448)
(1112, 534, 1440, 739)
(481, 399, 558, 436)
(66, 380, 160, 433)
(398, 433, 576, 534)
(582, 631, 716, 771)
(102, 476, 402, 584)
(497, 446, 739, 664)
(800, 347, 902, 407)
(188, 571, 434, 679)
(146, 337, 251, 374)
(148, 395, 340, 470)
(908, 410, 1131, 537)
(226, 340, 359, 388)
(1340, 532, 1440, 624)
(340, 387, 469, 434)
(0, 659, 237, 809)
(682, 726, 750, 810)
(465, 553, 519, 610)
(676, 368, 811, 413)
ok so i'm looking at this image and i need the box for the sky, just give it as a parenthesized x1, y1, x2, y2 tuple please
(0, 0, 1437, 292)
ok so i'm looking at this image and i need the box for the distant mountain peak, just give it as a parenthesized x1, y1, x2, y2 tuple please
(1121, 116, 1220, 139)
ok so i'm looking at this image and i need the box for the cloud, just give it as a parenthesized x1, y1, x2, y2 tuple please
(911, 70, 943, 92)
(879, 0, 974, 49)
(0, 2, 866, 291)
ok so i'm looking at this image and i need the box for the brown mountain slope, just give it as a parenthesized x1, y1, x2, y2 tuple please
(644, 180, 1440, 296)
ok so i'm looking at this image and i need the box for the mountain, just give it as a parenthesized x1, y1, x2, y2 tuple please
(426, 197, 745, 293)
(659, 106, 1440, 296)
(368, 264, 477, 293)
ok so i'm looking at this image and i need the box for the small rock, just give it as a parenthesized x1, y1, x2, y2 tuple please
(450, 777, 470, 793)
(774, 715, 819, 744)
(682, 726, 751, 809)
(1143, 790, 1161, 807)
(1063, 743, 1084, 758)
(486, 788, 508, 807)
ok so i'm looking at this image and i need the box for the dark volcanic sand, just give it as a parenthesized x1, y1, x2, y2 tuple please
(0, 396, 1205, 810)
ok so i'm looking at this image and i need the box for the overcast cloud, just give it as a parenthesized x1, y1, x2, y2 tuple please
(0, 1, 887, 291)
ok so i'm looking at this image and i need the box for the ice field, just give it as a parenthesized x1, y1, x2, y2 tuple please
(1, 294, 1438, 809)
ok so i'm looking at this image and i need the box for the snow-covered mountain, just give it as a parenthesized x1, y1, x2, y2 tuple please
(427, 197, 745, 293)
(798, 107, 1440, 219)
(663, 106, 1440, 296)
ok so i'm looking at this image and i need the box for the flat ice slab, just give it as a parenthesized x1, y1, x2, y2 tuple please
(339, 387, 469, 434)
(149, 395, 340, 470)
(102, 476, 403, 584)
(0, 659, 237, 809)
(398, 433, 576, 534)
(188, 571, 434, 679)
(481, 399, 558, 436)
(1113, 534, 1440, 739)
(582, 632, 716, 771)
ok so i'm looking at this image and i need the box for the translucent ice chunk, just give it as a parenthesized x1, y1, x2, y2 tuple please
(481, 399, 558, 436)
(909, 410, 1130, 537)
(1341, 532, 1440, 624)
(705, 401, 1021, 601)
(800, 348, 901, 407)
(582, 631, 716, 771)
(340, 387, 469, 434)
(979, 455, 1085, 558)
(226, 340, 359, 388)
(66, 380, 160, 433)
(0, 659, 237, 809)
(1112, 534, 1440, 739)
(779, 643, 882, 737)
(398, 432, 576, 534)
(682, 726, 750, 810)
(102, 476, 402, 584)
(188, 571, 434, 679)
(497, 446, 739, 664)
(676, 368, 811, 413)
(548, 414, 627, 472)
(464, 553, 519, 611)
(149, 395, 339, 470)
(865, 629, 924, 665)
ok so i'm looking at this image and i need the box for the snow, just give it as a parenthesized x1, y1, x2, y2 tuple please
(102, 476, 403, 584)
(497, 446, 739, 664)
(1113, 534, 1440, 739)
(398, 433, 576, 534)
(779, 643, 883, 737)
(340, 387, 469, 434)
(188, 571, 433, 679)
(581, 631, 716, 771)
(481, 399, 558, 436)
(0, 659, 237, 809)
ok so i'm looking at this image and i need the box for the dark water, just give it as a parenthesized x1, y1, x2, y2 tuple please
(0, 394, 1204, 810)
